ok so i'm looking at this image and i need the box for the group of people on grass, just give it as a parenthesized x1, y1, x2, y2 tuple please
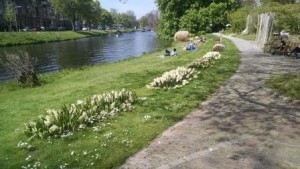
(161, 42, 198, 58)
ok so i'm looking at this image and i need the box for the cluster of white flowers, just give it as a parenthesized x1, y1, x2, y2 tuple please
(147, 67, 197, 89)
(21, 161, 41, 169)
(187, 58, 212, 69)
(59, 163, 69, 169)
(24, 89, 138, 139)
(188, 51, 222, 69)
(148, 49, 223, 90)
(17, 141, 29, 148)
(203, 51, 221, 60)
(213, 43, 225, 52)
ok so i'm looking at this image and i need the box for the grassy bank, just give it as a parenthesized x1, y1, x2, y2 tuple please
(0, 30, 130, 47)
(0, 36, 240, 168)
(266, 75, 300, 100)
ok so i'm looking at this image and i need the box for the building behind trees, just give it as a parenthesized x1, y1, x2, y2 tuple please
(0, 0, 73, 31)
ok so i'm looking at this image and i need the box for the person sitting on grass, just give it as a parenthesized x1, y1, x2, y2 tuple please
(170, 48, 177, 56)
(184, 42, 196, 50)
(160, 48, 177, 58)
(164, 49, 171, 56)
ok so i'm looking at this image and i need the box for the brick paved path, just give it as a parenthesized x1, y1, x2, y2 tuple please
(119, 35, 300, 169)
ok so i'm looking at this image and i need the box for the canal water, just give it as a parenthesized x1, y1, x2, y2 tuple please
(0, 31, 161, 81)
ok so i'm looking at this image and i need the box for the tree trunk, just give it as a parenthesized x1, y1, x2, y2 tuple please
(71, 19, 75, 31)
(9, 22, 12, 32)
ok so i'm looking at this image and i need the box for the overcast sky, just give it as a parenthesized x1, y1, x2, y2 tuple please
(100, 0, 157, 19)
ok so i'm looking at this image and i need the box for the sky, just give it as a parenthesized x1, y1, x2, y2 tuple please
(100, 0, 157, 19)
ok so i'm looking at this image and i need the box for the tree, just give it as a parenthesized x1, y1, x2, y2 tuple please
(141, 10, 160, 31)
(180, 2, 229, 34)
(208, 3, 229, 32)
(254, 3, 300, 33)
(155, 0, 196, 40)
(229, 6, 251, 33)
(229, 1, 300, 33)
(81, 0, 101, 27)
(155, 0, 241, 39)
(4, 1, 15, 32)
(51, 0, 94, 30)
(99, 8, 113, 29)
(139, 16, 148, 28)
(180, 8, 210, 34)
(118, 11, 137, 29)
(110, 8, 119, 25)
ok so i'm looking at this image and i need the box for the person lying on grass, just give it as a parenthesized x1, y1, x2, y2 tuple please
(160, 48, 177, 58)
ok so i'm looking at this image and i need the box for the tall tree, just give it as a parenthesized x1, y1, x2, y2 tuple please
(117, 10, 137, 28)
(139, 16, 148, 29)
(109, 8, 119, 25)
(4, 1, 15, 32)
(81, 0, 101, 27)
(99, 8, 113, 29)
(139, 10, 160, 31)
(155, 0, 241, 39)
(51, 0, 94, 30)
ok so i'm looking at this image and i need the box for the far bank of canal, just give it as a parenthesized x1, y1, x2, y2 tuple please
(0, 31, 161, 80)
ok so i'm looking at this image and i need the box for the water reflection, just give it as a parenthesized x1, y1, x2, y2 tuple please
(0, 31, 160, 80)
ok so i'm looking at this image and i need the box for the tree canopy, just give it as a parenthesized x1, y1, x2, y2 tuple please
(4, 1, 15, 32)
(229, 1, 300, 33)
(155, 0, 241, 39)
(50, 0, 97, 30)
(155, 0, 300, 39)
(139, 10, 159, 31)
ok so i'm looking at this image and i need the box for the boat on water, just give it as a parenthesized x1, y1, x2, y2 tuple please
(116, 30, 123, 37)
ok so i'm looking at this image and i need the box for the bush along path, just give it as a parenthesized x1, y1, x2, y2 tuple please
(120, 34, 300, 169)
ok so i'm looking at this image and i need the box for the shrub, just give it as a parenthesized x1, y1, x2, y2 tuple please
(229, 7, 251, 33)
(1, 50, 40, 87)
(24, 89, 138, 139)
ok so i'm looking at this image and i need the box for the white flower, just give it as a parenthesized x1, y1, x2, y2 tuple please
(49, 125, 59, 133)
(25, 155, 31, 161)
(78, 112, 87, 121)
(77, 100, 84, 105)
(17, 141, 28, 148)
(144, 115, 151, 120)
(147, 67, 196, 89)
(203, 51, 221, 60)
(79, 124, 86, 129)
(92, 126, 100, 132)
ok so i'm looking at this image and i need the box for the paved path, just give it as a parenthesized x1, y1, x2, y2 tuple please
(120, 35, 300, 169)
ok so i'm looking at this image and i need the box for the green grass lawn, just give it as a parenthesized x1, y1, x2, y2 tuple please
(0, 30, 126, 47)
(266, 75, 300, 100)
(0, 36, 240, 168)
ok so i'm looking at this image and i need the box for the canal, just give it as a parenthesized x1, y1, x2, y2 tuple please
(0, 31, 160, 80)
